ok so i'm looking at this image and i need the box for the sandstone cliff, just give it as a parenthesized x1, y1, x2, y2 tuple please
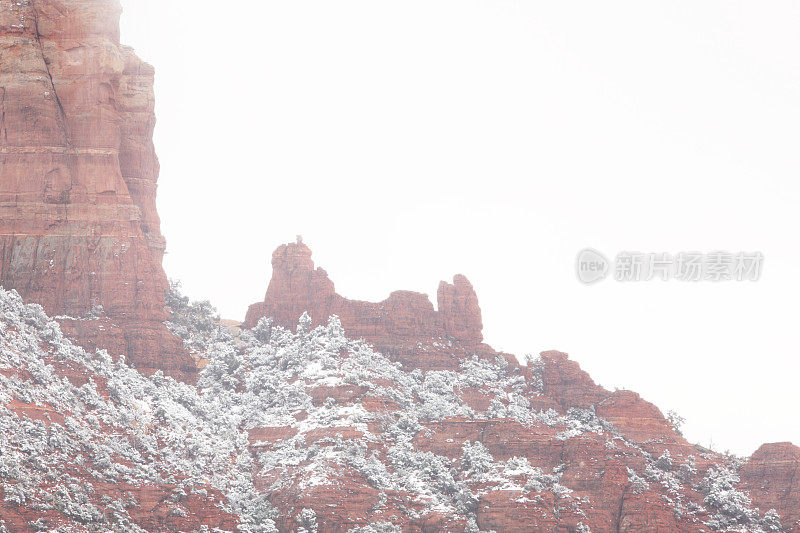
(0, 0, 195, 381)
(741, 442, 800, 532)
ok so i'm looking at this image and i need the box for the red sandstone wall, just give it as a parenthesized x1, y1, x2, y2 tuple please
(0, 0, 195, 381)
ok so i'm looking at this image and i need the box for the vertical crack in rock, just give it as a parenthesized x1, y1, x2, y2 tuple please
(30, 0, 71, 148)
(1, 86, 7, 143)
(615, 486, 628, 533)
(0, 0, 196, 382)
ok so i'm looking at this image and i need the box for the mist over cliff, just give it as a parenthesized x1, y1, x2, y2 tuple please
(0, 1, 798, 532)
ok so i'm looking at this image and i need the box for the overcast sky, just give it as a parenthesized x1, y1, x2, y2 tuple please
(120, 0, 800, 456)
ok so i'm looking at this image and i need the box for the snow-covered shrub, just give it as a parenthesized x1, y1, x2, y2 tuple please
(666, 410, 685, 437)
(654, 450, 673, 471)
(761, 509, 783, 532)
(554, 407, 610, 440)
(676, 456, 697, 482)
(524, 353, 545, 392)
(165, 280, 222, 352)
(521, 463, 568, 495)
(346, 524, 402, 533)
(627, 468, 649, 494)
(461, 441, 494, 477)
(697, 463, 779, 531)
(298, 508, 318, 533)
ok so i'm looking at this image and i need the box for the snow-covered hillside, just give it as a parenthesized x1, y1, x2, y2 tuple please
(0, 285, 785, 532)
(166, 286, 785, 532)
(0, 287, 271, 531)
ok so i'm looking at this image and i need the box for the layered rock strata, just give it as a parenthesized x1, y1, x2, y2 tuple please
(741, 442, 800, 532)
(0, 0, 195, 381)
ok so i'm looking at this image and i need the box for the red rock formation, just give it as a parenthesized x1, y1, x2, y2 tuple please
(741, 442, 800, 532)
(245, 239, 491, 368)
(247, 345, 741, 533)
(2, 2, 797, 528)
(0, 0, 195, 381)
(539, 350, 610, 409)
(597, 389, 678, 444)
(244, 241, 800, 532)
(438, 274, 483, 344)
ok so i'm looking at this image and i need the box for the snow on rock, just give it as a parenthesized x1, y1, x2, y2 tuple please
(0, 287, 266, 531)
(173, 286, 786, 532)
(0, 283, 790, 532)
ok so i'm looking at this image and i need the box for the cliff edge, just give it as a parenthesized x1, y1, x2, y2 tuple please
(0, 0, 195, 381)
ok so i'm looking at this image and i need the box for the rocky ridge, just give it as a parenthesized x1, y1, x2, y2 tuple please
(0, 0, 798, 530)
(233, 240, 800, 533)
(3, 275, 799, 531)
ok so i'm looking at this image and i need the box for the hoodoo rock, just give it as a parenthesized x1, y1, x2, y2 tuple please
(245, 239, 491, 369)
(438, 274, 483, 344)
(0, 0, 195, 381)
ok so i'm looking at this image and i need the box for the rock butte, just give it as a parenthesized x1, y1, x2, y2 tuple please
(244, 238, 491, 370)
(0, 0, 195, 382)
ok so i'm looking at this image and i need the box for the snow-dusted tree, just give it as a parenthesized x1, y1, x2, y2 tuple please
(461, 441, 493, 478)
(165, 279, 221, 352)
(666, 410, 685, 436)
(298, 508, 318, 533)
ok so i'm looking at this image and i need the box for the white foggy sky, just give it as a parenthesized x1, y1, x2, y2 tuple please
(120, 0, 800, 456)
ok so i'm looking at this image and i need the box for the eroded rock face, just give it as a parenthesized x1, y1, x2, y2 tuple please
(0, 0, 195, 381)
(3, 1, 798, 529)
(245, 239, 489, 369)
(438, 274, 483, 344)
(741, 442, 800, 532)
